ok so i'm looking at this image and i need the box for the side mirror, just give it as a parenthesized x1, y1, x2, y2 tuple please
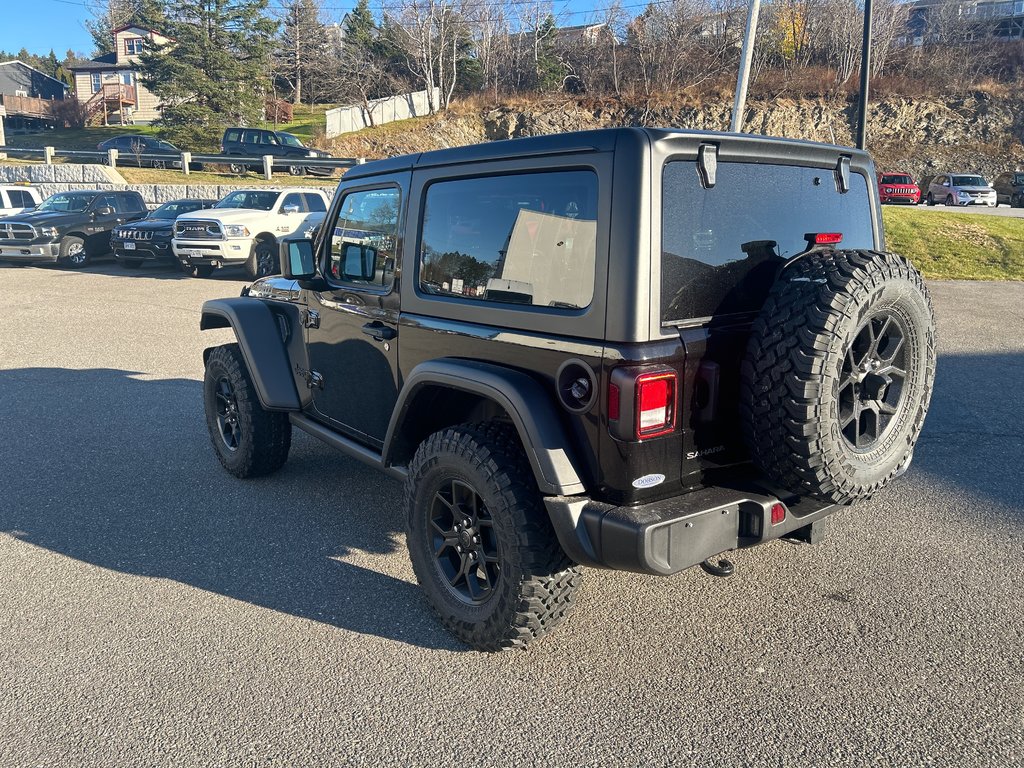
(341, 242, 377, 281)
(281, 203, 300, 214)
(281, 237, 316, 280)
(94, 206, 115, 217)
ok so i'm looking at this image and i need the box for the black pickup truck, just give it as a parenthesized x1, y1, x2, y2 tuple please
(200, 128, 937, 651)
(0, 190, 148, 267)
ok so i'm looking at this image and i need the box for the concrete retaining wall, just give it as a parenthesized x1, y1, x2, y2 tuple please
(0, 164, 335, 207)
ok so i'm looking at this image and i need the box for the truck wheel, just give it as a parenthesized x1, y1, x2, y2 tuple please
(203, 343, 291, 478)
(741, 249, 936, 505)
(58, 236, 89, 268)
(406, 422, 581, 651)
(245, 241, 276, 280)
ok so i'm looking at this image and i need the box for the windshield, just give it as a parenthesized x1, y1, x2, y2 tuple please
(952, 175, 987, 187)
(881, 175, 913, 185)
(150, 200, 206, 219)
(37, 193, 96, 212)
(215, 191, 279, 211)
(278, 133, 304, 148)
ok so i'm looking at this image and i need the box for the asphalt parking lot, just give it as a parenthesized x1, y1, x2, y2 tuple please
(1, 262, 1022, 767)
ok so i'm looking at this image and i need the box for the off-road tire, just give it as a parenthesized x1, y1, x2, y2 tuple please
(406, 422, 581, 651)
(122, 259, 142, 269)
(58, 236, 89, 268)
(203, 343, 291, 478)
(741, 249, 936, 505)
(245, 240, 276, 281)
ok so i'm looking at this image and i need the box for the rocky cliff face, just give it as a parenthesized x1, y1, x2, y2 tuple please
(328, 92, 1024, 180)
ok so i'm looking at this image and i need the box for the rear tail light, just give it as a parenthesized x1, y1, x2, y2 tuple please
(607, 368, 678, 441)
(770, 502, 786, 526)
(636, 373, 676, 438)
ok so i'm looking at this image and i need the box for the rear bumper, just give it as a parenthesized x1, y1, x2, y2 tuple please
(544, 485, 835, 575)
(0, 242, 60, 262)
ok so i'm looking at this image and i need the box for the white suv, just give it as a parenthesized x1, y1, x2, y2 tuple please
(173, 188, 330, 278)
(0, 186, 42, 219)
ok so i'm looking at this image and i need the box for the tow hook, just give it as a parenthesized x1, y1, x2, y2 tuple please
(700, 557, 735, 578)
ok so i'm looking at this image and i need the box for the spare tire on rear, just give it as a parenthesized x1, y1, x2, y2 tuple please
(740, 249, 936, 505)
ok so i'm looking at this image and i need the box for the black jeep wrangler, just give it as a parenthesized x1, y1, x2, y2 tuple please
(200, 129, 936, 651)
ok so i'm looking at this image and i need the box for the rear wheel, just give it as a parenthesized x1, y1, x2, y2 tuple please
(925, 193, 934, 206)
(406, 422, 581, 651)
(741, 249, 936, 504)
(152, 159, 167, 170)
(228, 160, 246, 174)
(203, 344, 291, 478)
(58, 236, 89, 268)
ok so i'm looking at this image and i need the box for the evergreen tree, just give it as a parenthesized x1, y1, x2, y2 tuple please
(343, 0, 377, 51)
(140, 0, 278, 149)
(276, 0, 328, 105)
(86, 0, 168, 56)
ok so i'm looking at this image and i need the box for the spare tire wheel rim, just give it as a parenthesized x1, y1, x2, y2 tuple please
(838, 309, 912, 452)
(427, 478, 501, 606)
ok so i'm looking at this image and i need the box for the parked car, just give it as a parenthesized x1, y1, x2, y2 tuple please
(96, 135, 202, 170)
(876, 172, 920, 205)
(925, 174, 997, 207)
(0, 185, 41, 218)
(221, 127, 334, 177)
(198, 128, 937, 651)
(0, 190, 148, 267)
(111, 198, 218, 269)
(992, 171, 1024, 208)
(173, 188, 329, 279)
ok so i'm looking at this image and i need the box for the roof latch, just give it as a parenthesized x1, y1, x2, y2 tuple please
(835, 155, 851, 194)
(697, 143, 718, 189)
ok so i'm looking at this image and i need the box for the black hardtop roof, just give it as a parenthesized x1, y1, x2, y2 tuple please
(343, 127, 868, 180)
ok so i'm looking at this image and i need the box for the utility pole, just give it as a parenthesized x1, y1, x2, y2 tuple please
(730, 0, 762, 133)
(856, 0, 874, 149)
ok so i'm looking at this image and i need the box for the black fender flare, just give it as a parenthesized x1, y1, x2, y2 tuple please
(200, 298, 300, 411)
(383, 359, 586, 496)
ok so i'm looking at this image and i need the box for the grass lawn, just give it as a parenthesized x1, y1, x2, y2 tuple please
(883, 207, 1024, 281)
(118, 166, 339, 187)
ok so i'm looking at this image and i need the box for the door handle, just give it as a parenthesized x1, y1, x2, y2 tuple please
(362, 322, 396, 342)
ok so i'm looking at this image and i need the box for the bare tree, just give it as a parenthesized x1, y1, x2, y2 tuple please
(387, 0, 470, 111)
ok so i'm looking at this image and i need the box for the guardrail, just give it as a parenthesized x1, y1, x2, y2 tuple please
(0, 146, 364, 179)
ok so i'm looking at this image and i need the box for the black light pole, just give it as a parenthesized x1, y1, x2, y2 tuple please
(856, 0, 874, 150)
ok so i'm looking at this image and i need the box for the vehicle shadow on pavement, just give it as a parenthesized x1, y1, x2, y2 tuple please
(0, 262, 248, 281)
(909, 350, 1024, 513)
(0, 367, 461, 652)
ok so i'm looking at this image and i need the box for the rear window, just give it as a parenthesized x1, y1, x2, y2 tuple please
(419, 170, 598, 310)
(224, 129, 241, 143)
(662, 160, 874, 322)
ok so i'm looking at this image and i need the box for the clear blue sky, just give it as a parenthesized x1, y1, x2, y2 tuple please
(0, 0, 619, 59)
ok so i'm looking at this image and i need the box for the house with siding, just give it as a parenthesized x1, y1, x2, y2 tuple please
(68, 25, 170, 125)
(0, 60, 68, 132)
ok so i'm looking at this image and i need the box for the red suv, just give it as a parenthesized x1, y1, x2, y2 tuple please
(877, 172, 921, 205)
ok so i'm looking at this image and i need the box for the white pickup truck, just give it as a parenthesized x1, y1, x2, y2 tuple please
(0, 186, 42, 219)
(172, 187, 329, 279)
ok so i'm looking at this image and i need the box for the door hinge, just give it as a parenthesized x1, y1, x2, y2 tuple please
(294, 364, 325, 390)
(302, 309, 320, 329)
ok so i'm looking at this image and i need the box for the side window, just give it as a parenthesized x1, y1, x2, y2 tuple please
(225, 129, 241, 144)
(242, 130, 259, 145)
(13, 190, 34, 207)
(123, 195, 146, 213)
(280, 193, 305, 212)
(303, 193, 327, 213)
(95, 194, 120, 212)
(260, 131, 277, 146)
(419, 170, 598, 309)
(0, 192, 8, 209)
(328, 187, 400, 289)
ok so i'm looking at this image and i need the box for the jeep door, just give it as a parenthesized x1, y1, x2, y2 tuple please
(304, 176, 406, 448)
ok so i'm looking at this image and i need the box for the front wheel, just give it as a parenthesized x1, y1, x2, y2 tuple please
(926, 193, 934, 206)
(58, 236, 89, 268)
(288, 165, 305, 177)
(945, 195, 954, 206)
(203, 344, 291, 478)
(406, 422, 582, 651)
(245, 240, 276, 280)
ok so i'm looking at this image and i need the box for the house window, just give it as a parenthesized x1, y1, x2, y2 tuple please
(121, 72, 133, 86)
(91, 73, 102, 92)
(15, 89, 28, 97)
(125, 38, 146, 55)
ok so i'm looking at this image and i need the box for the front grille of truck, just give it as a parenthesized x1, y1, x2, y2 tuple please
(174, 220, 223, 240)
(0, 223, 35, 243)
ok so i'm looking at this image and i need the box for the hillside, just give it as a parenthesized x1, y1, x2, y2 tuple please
(324, 92, 1024, 180)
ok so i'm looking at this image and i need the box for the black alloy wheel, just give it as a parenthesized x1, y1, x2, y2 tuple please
(213, 376, 241, 452)
(427, 479, 501, 605)
(838, 312, 908, 451)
